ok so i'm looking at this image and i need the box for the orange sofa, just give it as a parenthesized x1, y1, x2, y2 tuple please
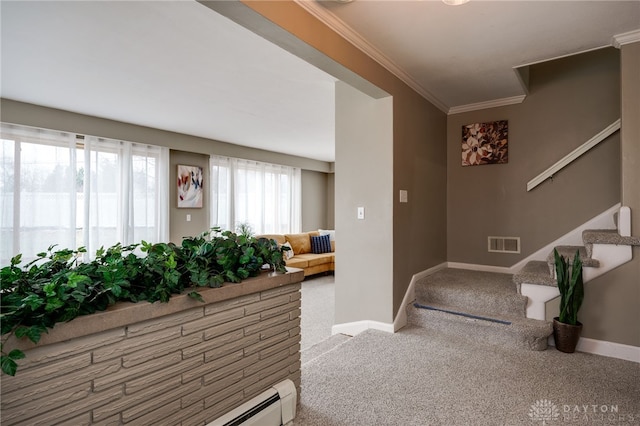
(259, 231, 335, 277)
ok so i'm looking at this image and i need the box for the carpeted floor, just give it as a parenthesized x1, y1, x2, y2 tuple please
(300, 274, 336, 351)
(296, 276, 640, 426)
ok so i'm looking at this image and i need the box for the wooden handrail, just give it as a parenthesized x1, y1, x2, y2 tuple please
(527, 119, 621, 192)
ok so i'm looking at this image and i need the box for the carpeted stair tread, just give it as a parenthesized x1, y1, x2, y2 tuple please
(547, 245, 599, 268)
(415, 268, 526, 318)
(408, 302, 552, 351)
(582, 229, 640, 257)
(413, 300, 529, 325)
(512, 261, 557, 287)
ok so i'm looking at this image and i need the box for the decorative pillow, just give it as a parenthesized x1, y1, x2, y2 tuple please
(318, 229, 335, 252)
(284, 233, 312, 254)
(281, 242, 294, 260)
(310, 234, 332, 254)
(318, 229, 335, 241)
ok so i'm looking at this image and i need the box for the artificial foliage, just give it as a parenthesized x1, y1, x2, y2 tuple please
(0, 228, 289, 376)
(553, 248, 584, 326)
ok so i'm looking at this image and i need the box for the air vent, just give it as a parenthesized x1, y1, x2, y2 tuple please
(488, 236, 520, 254)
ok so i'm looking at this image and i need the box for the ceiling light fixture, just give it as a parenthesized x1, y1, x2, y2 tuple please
(442, 0, 470, 5)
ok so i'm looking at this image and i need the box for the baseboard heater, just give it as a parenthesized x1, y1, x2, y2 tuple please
(207, 379, 297, 426)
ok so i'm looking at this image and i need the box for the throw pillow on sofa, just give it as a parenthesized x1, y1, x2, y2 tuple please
(310, 234, 332, 254)
(318, 229, 335, 252)
(281, 242, 294, 260)
(284, 232, 319, 254)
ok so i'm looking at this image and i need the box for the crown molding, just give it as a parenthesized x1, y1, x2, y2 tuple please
(613, 29, 640, 48)
(447, 95, 526, 115)
(294, 0, 449, 113)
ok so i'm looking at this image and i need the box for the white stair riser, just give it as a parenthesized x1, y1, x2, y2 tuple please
(520, 205, 634, 320)
(521, 284, 560, 320)
(522, 243, 631, 320)
(584, 244, 632, 281)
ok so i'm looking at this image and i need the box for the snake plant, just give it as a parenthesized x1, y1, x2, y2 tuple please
(554, 248, 584, 325)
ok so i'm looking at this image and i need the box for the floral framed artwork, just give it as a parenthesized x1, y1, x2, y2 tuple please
(461, 120, 508, 166)
(177, 165, 203, 208)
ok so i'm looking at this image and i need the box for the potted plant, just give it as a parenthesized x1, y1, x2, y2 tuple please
(552, 248, 584, 353)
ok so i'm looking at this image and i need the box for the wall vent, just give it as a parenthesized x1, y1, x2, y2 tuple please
(488, 236, 520, 254)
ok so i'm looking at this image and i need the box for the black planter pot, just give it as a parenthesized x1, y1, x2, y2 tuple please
(553, 317, 583, 353)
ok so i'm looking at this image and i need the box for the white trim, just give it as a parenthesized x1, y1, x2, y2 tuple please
(448, 203, 622, 276)
(619, 206, 631, 237)
(294, 0, 449, 113)
(549, 337, 640, 363)
(515, 45, 610, 69)
(487, 236, 521, 254)
(393, 262, 448, 332)
(446, 262, 512, 274)
(447, 95, 526, 115)
(576, 338, 640, 363)
(509, 203, 621, 273)
(527, 119, 621, 191)
(332, 320, 395, 337)
(613, 29, 640, 48)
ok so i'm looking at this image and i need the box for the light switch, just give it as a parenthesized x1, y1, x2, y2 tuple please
(186, 214, 191, 222)
(400, 190, 408, 203)
(357, 207, 365, 220)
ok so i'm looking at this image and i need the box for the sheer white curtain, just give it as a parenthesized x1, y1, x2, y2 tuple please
(210, 156, 233, 231)
(1, 124, 77, 265)
(0, 123, 169, 265)
(210, 156, 301, 235)
(83, 136, 169, 257)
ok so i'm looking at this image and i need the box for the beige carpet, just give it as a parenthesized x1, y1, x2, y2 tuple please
(295, 326, 640, 425)
(300, 274, 335, 351)
(411, 268, 552, 351)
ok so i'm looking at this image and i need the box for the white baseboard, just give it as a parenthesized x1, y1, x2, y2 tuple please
(548, 336, 640, 363)
(393, 262, 448, 332)
(334, 262, 450, 336)
(331, 320, 394, 337)
(577, 337, 640, 363)
(446, 261, 513, 274)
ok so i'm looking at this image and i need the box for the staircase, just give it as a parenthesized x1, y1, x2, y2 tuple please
(407, 268, 552, 351)
(406, 205, 639, 352)
(513, 205, 640, 321)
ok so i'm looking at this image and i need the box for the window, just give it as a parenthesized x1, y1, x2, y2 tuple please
(210, 156, 301, 235)
(0, 124, 169, 265)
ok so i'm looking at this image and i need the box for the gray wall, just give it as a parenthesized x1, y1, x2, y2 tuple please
(301, 169, 329, 232)
(0, 100, 332, 243)
(170, 150, 210, 243)
(326, 172, 335, 229)
(392, 81, 448, 315)
(335, 82, 394, 324)
(447, 48, 621, 267)
(572, 42, 640, 347)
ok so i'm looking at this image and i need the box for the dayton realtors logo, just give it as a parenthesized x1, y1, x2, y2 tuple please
(529, 400, 637, 424)
(529, 399, 560, 425)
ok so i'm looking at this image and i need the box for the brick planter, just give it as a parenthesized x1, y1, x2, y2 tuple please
(0, 269, 304, 425)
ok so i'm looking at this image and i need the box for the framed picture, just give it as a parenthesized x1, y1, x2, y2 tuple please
(177, 164, 203, 208)
(461, 120, 508, 166)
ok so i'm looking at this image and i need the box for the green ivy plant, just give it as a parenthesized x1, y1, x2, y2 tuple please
(0, 228, 289, 376)
(554, 248, 584, 326)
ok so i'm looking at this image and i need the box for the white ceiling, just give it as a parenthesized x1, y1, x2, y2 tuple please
(2, 1, 639, 163)
(312, 0, 640, 112)
(0, 1, 337, 162)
